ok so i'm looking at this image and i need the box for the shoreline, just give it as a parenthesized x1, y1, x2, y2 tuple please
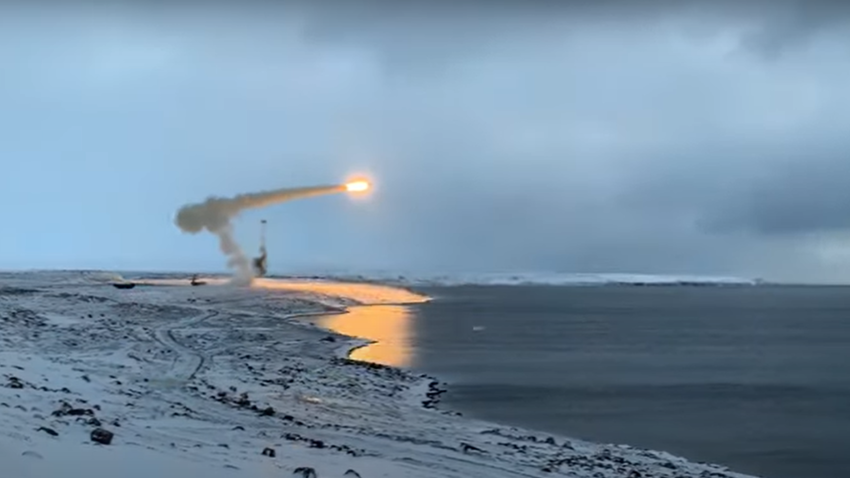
(295, 287, 757, 477)
(136, 275, 765, 477)
(302, 299, 453, 413)
(0, 271, 759, 478)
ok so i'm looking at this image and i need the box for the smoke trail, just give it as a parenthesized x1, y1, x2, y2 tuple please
(175, 184, 346, 284)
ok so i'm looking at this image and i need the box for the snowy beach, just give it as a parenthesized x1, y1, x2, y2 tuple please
(1, 271, 758, 478)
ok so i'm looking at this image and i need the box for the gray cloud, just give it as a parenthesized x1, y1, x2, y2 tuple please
(703, 155, 850, 235)
(283, 0, 850, 64)
(3, 1, 850, 282)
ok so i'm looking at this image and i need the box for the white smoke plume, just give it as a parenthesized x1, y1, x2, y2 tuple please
(175, 184, 346, 285)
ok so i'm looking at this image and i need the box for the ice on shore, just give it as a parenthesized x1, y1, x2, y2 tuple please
(0, 271, 758, 478)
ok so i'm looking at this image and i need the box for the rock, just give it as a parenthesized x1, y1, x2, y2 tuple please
(236, 393, 251, 407)
(261, 447, 276, 457)
(320, 335, 336, 342)
(343, 470, 362, 477)
(66, 408, 94, 416)
(37, 427, 58, 437)
(21, 450, 44, 459)
(292, 467, 317, 477)
(51, 402, 72, 417)
(90, 428, 114, 445)
(260, 406, 275, 417)
(232, 425, 245, 431)
(460, 443, 485, 454)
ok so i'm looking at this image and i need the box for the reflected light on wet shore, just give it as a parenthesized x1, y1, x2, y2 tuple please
(252, 279, 425, 369)
(252, 279, 429, 305)
(317, 305, 414, 368)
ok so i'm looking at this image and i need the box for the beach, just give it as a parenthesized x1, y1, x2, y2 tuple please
(0, 271, 757, 478)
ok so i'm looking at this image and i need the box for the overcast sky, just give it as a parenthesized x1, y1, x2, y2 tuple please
(2, 1, 850, 282)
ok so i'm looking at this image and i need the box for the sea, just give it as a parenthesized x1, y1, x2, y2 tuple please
(317, 285, 850, 478)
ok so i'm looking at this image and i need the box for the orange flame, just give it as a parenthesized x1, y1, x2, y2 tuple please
(345, 180, 370, 192)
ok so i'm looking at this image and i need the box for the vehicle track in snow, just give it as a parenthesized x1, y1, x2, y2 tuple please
(153, 310, 219, 382)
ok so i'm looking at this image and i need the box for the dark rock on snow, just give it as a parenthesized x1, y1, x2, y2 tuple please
(90, 428, 114, 445)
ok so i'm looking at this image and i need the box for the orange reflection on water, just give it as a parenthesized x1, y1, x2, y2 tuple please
(317, 305, 414, 368)
(253, 279, 426, 368)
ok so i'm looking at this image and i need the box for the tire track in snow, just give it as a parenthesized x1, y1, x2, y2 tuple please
(154, 310, 219, 382)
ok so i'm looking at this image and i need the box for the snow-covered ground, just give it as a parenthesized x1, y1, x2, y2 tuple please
(1, 271, 758, 478)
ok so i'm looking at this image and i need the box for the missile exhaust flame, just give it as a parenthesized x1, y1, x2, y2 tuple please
(345, 180, 370, 192)
(175, 179, 371, 285)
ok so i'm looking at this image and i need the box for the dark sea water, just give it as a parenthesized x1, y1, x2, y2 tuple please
(399, 286, 850, 478)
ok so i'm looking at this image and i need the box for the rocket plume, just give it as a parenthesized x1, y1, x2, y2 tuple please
(175, 183, 364, 285)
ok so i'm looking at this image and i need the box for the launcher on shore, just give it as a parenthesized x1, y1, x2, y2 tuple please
(252, 219, 268, 278)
